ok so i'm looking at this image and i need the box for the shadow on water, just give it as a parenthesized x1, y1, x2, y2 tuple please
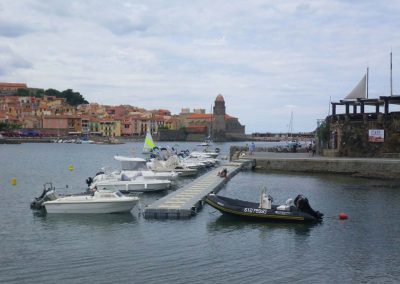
(206, 213, 319, 236)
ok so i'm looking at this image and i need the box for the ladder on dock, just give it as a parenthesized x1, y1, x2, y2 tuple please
(144, 159, 253, 219)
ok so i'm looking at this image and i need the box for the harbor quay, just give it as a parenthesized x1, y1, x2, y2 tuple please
(230, 146, 400, 179)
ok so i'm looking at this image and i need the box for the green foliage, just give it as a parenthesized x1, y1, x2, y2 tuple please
(158, 125, 170, 130)
(61, 89, 88, 106)
(44, 88, 60, 97)
(0, 122, 21, 131)
(15, 88, 30, 96)
(14, 88, 89, 106)
(316, 120, 330, 143)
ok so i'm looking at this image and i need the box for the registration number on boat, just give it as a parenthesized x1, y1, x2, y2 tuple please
(244, 208, 267, 214)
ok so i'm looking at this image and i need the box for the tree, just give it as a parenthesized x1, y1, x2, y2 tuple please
(15, 88, 30, 96)
(0, 122, 21, 131)
(61, 89, 88, 106)
(13, 87, 89, 106)
(316, 120, 330, 144)
(44, 88, 61, 97)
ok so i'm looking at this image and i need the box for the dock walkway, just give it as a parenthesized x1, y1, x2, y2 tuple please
(144, 159, 253, 219)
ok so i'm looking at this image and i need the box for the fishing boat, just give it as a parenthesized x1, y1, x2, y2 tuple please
(31, 183, 139, 214)
(205, 192, 323, 223)
(142, 131, 156, 154)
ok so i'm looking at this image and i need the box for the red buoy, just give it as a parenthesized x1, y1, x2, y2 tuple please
(339, 213, 348, 220)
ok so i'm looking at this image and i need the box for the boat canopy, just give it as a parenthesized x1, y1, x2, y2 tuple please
(114, 155, 148, 171)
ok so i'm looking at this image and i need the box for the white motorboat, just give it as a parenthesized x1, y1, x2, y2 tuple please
(89, 172, 171, 193)
(39, 187, 139, 214)
(147, 156, 198, 177)
(114, 155, 179, 180)
(190, 150, 219, 159)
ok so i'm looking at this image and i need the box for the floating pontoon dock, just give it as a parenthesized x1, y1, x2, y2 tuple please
(144, 159, 254, 219)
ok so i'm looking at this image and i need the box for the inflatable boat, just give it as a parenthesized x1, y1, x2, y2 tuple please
(205, 193, 323, 223)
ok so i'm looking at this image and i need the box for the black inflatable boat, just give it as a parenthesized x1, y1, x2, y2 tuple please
(205, 193, 323, 223)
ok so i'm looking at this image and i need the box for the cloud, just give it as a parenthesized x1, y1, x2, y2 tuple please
(0, 45, 32, 75)
(0, 0, 400, 132)
(0, 20, 34, 38)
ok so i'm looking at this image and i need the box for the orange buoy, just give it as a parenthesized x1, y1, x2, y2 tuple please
(339, 213, 348, 220)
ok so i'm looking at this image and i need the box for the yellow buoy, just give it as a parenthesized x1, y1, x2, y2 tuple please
(11, 178, 17, 186)
(68, 165, 74, 171)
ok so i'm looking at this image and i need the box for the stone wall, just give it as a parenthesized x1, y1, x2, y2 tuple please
(324, 114, 400, 157)
(254, 157, 400, 179)
(157, 129, 187, 141)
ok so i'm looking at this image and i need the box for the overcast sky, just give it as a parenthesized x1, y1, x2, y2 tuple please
(1, 0, 400, 133)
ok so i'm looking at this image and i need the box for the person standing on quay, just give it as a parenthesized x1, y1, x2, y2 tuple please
(249, 142, 256, 155)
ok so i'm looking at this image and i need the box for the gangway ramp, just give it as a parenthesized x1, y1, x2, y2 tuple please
(144, 159, 253, 219)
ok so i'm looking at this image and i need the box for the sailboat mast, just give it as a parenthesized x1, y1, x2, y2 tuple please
(210, 104, 212, 139)
(366, 67, 369, 99)
(391, 52, 393, 96)
(288, 109, 293, 139)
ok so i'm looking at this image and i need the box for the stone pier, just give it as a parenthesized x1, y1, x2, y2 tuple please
(236, 151, 400, 179)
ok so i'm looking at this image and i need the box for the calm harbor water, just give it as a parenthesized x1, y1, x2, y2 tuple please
(1, 142, 400, 283)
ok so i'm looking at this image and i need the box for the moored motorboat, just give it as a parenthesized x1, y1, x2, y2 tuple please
(92, 177, 171, 192)
(31, 183, 139, 214)
(205, 192, 323, 223)
(43, 190, 139, 214)
(114, 155, 179, 180)
(87, 171, 171, 193)
(147, 156, 198, 177)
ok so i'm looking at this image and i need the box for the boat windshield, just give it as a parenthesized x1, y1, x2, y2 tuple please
(120, 160, 148, 171)
(115, 191, 123, 197)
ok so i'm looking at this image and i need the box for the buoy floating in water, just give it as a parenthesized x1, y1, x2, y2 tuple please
(68, 165, 74, 171)
(339, 213, 348, 220)
(11, 178, 17, 186)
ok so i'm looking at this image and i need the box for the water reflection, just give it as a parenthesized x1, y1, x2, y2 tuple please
(207, 214, 318, 236)
(32, 210, 137, 228)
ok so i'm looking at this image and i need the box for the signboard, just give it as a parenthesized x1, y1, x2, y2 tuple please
(368, 129, 384, 143)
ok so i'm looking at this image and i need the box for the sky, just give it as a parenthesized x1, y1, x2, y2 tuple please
(1, 0, 400, 133)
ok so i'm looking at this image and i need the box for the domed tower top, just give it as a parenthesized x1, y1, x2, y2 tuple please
(215, 94, 225, 102)
(213, 94, 226, 116)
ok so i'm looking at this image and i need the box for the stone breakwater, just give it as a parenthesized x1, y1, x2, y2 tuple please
(230, 146, 400, 179)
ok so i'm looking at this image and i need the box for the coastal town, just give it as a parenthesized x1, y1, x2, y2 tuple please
(0, 82, 248, 142)
(2, 1, 400, 283)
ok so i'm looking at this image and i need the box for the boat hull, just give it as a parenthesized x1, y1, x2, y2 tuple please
(44, 200, 138, 214)
(95, 180, 171, 192)
(205, 194, 321, 223)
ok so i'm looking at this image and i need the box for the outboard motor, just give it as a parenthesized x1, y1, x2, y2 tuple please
(86, 177, 93, 187)
(30, 183, 58, 210)
(294, 195, 323, 220)
(260, 192, 273, 210)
